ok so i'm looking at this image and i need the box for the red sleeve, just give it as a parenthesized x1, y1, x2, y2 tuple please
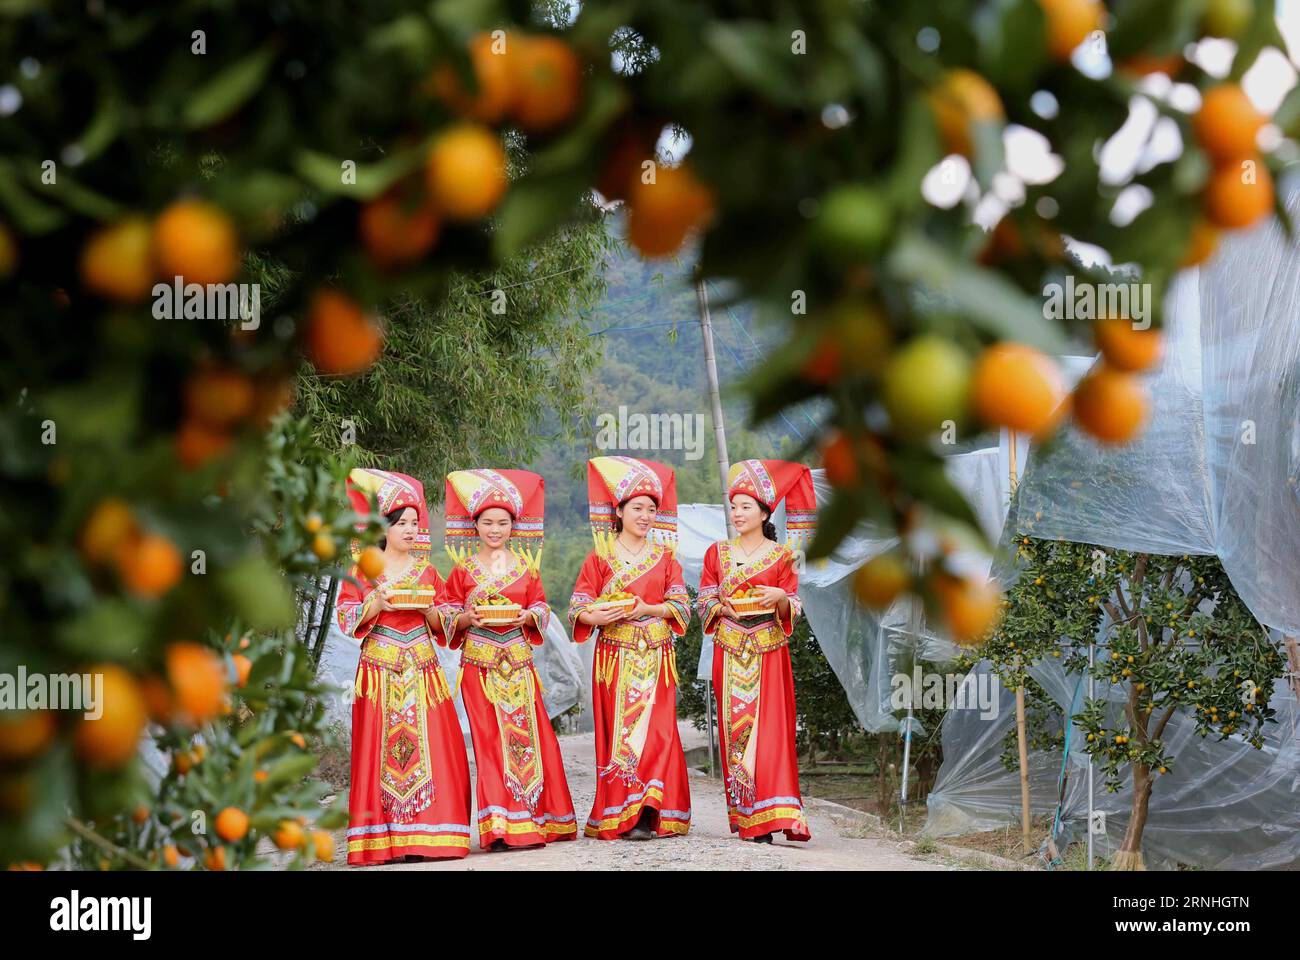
(697, 543, 724, 635)
(523, 572, 549, 646)
(776, 549, 802, 636)
(662, 553, 691, 635)
(567, 551, 609, 644)
(336, 565, 380, 642)
(434, 565, 467, 649)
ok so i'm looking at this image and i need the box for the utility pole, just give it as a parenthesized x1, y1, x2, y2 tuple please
(698, 279, 734, 537)
(697, 278, 732, 780)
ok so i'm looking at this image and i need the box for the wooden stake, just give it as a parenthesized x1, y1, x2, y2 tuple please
(1008, 430, 1033, 854)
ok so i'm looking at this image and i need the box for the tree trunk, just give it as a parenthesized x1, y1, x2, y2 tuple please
(877, 734, 890, 816)
(1113, 763, 1153, 871)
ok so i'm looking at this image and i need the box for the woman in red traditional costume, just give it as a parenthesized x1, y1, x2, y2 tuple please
(698, 458, 815, 844)
(569, 456, 692, 840)
(336, 469, 472, 864)
(436, 469, 577, 850)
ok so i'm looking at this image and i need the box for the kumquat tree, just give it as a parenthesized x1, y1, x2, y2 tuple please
(0, 0, 1296, 873)
(981, 537, 1288, 871)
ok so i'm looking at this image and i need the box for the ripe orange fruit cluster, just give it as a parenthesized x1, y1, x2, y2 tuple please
(626, 162, 715, 258)
(930, 69, 1004, 158)
(79, 200, 241, 303)
(1038, 0, 1105, 61)
(73, 664, 148, 769)
(81, 499, 185, 599)
(358, 545, 386, 582)
(215, 806, 249, 842)
(165, 641, 229, 726)
(433, 31, 583, 135)
(0, 710, 56, 762)
(969, 342, 1067, 436)
(175, 363, 260, 470)
(1193, 84, 1273, 249)
(303, 289, 384, 377)
(933, 574, 1003, 646)
(853, 554, 910, 610)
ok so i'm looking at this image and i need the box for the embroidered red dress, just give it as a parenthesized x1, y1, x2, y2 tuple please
(337, 559, 473, 863)
(699, 540, 812, 842)
(438, 555, 577, 848)
(570, 545, 693, 839)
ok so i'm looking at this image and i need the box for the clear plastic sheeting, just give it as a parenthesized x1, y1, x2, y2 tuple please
(926, 180, 1300, 868)
(1199, 191, 1300, 637)
(1018, 278, 1216, 556)
(926, 653, 1300, 871)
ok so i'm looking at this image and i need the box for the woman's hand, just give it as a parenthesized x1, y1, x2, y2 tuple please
(461, 606, 485, 630)
(374, 587, 397, 613)
(579, 605, 623, 626)
(754, 585, 786, 609)
(718, 602, 739, 621)
(625, 598, 653, 620)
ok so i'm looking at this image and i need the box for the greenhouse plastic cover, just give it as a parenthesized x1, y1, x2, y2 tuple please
(924, 182, 1300, 869)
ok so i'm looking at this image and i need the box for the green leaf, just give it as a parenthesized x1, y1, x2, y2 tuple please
(0, 162, 66, 233)
(887, 231, 1066, 352)
(219, 554, 296, 630)
(293, 144, 427, 200)
(183, 45, 278, 129)
(704, 21, 800, 106)
(806, 490, 866, 561)
(56, 600, 148, 659)
(977, 0, 1047, 93)
(492, 172, 588, 260)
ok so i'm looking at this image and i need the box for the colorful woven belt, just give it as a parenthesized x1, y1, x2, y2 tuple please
(599, 617, 674, 654)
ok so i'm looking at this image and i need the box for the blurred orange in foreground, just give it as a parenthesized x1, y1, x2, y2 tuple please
(1038, 0, 1104, 61)
(80, 218, 155, 302)
(359, 191, 441, 268)
(80, 498, 137, 566)
(231, 653, 253, 688)
(274, 820, 304, 851)
(174, 417, 232, 470)
(930, 69, 1004, 158)
(509, 35, 582, 133)
(153, 199, 240, 285)
(853, 554, 910, 610)
(0, 710, 56, 761)
(185, 367, 255, 427)
(425, 124, 508, 220)
(626, 163, 715, 258)
(934, 574, 1002, 647)
(116, 532, 183, 597)
(431, 31, 516, 123)
(312, 830, 335, 862)
(1194, 85, 1263, 164)
(820, 430, 860, 489)
(970, 342, 1066, 435)
(73, 665, 147, 769)
(304, 290, 384, 376)
(1073, 365, 1148, 444)
(165, 642, 227, 725)
(359, 545, 386, 581)
(1180, 218, 1220, 267)
(1095, 317, 1163, 372)
(1204, 159, 1274, 230)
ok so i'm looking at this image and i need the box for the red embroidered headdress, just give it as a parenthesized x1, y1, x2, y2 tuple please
(727, 458, 817, 547)
(345, 468, 430, 561)
(586, 455, 677, 554)
(443, 468, 545, 571)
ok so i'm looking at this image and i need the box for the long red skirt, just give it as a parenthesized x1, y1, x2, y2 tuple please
(460, 662, 578, 848)
(711, 644, 811, 841)
(347, 662, 472, 864)
(586, 643, 691, 839)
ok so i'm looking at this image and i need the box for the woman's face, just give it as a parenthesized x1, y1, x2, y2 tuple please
(386, 507, 419, 553)
(730, 493, 766, 534)
(475, 507, 514, 549)
(617, 495, 658, 539)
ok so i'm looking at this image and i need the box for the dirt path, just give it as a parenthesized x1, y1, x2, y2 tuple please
(305, 723, 967, 871)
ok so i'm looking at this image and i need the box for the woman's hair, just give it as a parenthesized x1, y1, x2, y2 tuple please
(612, 495, 657, 534)
(758, 503, 777, 542)
(377, 505, 416, 551)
